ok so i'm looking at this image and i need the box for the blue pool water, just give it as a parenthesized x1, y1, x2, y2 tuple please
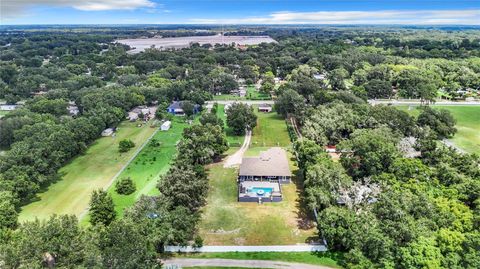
(248, 187, 273, 196)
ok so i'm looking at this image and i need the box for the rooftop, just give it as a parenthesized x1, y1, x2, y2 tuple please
(239, 147, 291, 177)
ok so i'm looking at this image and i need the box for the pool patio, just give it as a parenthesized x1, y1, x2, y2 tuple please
(238, 181, 282, 202)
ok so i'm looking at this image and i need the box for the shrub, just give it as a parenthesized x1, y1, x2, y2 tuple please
(115, 177, 136, 195)
(119, 139, 135, 152)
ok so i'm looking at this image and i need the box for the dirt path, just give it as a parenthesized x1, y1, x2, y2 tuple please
(224, 130, 251, 168)
(163, 258, 335, 269)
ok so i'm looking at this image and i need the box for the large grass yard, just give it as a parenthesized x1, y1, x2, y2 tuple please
(19, 121, 157, 222)
(398, 105, 480, 154)
(198, 163, 317, 245)
(250, 109, 291, 148)
(107, 118, 190, 217)
(177, 252, 344, 268)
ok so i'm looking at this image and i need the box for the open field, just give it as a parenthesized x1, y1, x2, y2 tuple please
(398, 105, 480, 154)
(116, 35, 276, 53)
(247, 85, 271, 100)
(213, 94, 246, 101)
(107, 118, 189, 217)
(176, 252, 343, 268)
(19, 121, 157, 222)
(250, 108, 291, 148)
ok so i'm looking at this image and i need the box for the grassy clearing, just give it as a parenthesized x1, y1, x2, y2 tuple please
(107, 117, 190, 218)
(198, 163, 317, 245)
(213, 94, 245, 101)
(247, 85, 271, 100)
(250, 108, 291, 148)
(177, 252, 344, 268)
(398, 105, 480, 154)
(19, 121, 157, 222)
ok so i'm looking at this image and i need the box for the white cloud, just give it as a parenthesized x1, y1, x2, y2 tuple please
(190, 10, 480, 25)
(1, 0, 156, 19)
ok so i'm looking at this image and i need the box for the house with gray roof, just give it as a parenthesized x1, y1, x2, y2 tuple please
(238, 147, 291, 203)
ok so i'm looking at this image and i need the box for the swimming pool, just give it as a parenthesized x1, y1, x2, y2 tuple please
(247, 187, 273, 196)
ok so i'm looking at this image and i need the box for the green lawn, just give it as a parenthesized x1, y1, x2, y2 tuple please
(250, 108, 291, 148)
(216, 104, 244, 147)
(199, 106, 316, 245)
(247, 85, 271, 100)
(107, 117, 190, 218)
(398, 105, 480, 154)
(19, 121, 157, 222)
(213, 94, 246, 101)
(0, 110, 8, 118)
(177, 252, 343, 268)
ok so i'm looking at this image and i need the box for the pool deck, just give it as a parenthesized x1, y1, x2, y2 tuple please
(239, 181, 282, 202)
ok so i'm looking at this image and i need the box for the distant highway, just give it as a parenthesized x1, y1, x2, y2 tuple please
(207, 99, 480, 106)
(369, 99, 480, 106)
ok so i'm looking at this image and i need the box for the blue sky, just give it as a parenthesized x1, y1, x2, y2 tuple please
(1, 0, 479, 25)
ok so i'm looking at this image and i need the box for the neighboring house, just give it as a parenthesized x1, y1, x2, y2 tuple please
(238, 87, 247, 97)
(128, 112, 139, 121)
(313, 73, 326, 80)
(128, 106, 153, 121)
(258, 103, 272, 113)
(0, 105, 19, 111)
(101, 128, 114, 137)
(67, 105, 79, 116)
(161, 120, 172, 131)
(167, 101, 200, 116)
(238, 147, 291, 203)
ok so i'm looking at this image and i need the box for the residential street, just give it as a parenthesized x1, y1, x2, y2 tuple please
(162, 258, 335, 269)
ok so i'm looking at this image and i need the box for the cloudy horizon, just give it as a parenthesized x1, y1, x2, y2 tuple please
(1, 0, 479, 25)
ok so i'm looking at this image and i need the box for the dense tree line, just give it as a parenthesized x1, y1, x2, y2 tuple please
(0, 25, 478, 267)
(286, 96, 479, 268)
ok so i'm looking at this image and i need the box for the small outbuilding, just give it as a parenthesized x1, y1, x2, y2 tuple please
(258, 103, 272, 113)
(161, 120, 172, 131)
(101, 128, 114, 137)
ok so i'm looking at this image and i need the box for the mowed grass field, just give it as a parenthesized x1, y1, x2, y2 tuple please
(19, 121, 157, 222)
(107, 118, 189, 218)
(250, 108, 291, 148)
(178, 252, 344, 268)
(199, 106, 317, 245)
(397, 105, 480, 154)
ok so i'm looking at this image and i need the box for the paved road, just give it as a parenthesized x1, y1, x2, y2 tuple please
(164, 244, 327, 253)
(369, 99, 480, 106)
(163, 258, 334, 269)
(224, 130, 251, 168)
(207, 100, 275, 105)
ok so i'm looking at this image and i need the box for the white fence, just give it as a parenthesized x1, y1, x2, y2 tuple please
(164, 244, 327, 253)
